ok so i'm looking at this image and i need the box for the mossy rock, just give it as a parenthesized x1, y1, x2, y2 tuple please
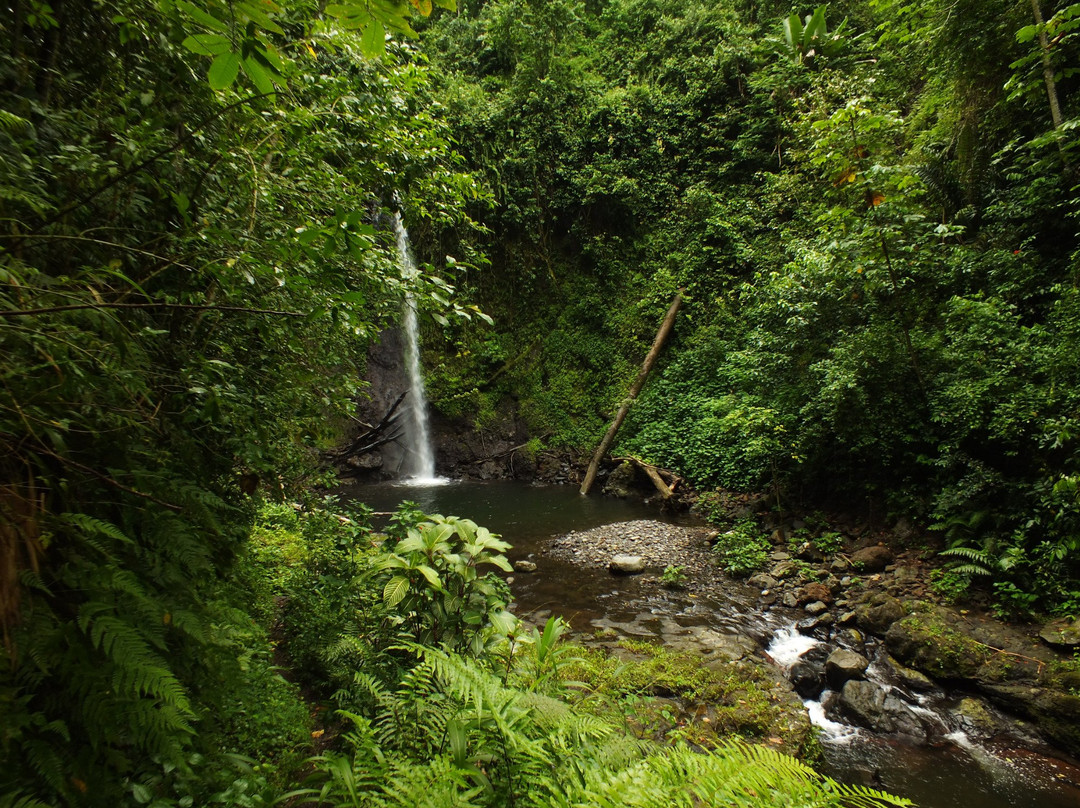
(885, 609, 990, 679)
(979, 683, 1080, 756)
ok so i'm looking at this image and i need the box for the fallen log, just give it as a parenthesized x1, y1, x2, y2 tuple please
(611, 455, 684, 500)
(580, 291, 683, 495)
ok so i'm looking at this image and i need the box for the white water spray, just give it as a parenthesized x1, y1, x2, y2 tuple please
(392, 212, 440, 483)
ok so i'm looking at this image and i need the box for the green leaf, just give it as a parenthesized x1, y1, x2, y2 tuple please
(176, 1, 228, 32)
(383, 575, 409, 607)
(242, 55, 276, 95)
(182, 33, 231, 55)
(489, 609, 517, 636)
(360, 20, 386, 59)
(432, 0, 456, 9)
(415, 564, 443, 590)
(208, 52, 240, 90)
(236, 1, 285, 35)
(782, 13, 801, 50)
(1017, 24, 1038, 43)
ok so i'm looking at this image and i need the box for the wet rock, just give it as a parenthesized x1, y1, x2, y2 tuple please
(978, 683, 1080, 755)
(791, 660, 825, 699)
(885, 655, 936, 692)
(609, 555, 645, 575)
(851, 545, 894, 573)
(783, 591, 799, 608)
(513, 560, 537, 573)
(826, 648, 869, 688)
(1039, 617, 1080, 649)
(839, 680, 889, 730)
(956, 697, 998, 735)
(749, 573, 779, 591)
(831, 557, 851, 573)
(345, 452, 384, 471)
(805, 601, 828, 616)
(855, 593, 906, 635)
(770, 550, 792, 562)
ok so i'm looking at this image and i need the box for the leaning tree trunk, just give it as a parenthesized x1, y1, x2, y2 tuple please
(1030, 0, 1067, 161)
(580, 291, 683, 495)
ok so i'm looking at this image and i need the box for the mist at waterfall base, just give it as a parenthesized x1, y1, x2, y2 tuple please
(342, 479, 1080, 808)
(391, 212, 443, 486)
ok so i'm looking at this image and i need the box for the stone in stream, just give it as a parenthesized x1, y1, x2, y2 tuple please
(825, 648, 869, 688)
(513, 560, 537, 573)
(804, 601, 828, 616)
(609, 555, 646, 575)
(791, 660, 825, 699)
(839, 681, 927, 739)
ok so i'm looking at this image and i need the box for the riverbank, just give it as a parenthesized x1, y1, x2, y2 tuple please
(533, 508, 1080, 768)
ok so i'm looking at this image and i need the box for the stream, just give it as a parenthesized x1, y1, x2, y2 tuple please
(341, 478, 1080, 808)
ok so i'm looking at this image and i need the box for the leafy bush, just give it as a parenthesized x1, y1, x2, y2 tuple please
(712, 522, 771, 576)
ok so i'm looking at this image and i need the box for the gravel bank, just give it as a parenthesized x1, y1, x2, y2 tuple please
(542, 519, 721, 586)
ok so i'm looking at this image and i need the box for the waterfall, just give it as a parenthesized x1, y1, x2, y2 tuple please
(392, 212, 439, 482)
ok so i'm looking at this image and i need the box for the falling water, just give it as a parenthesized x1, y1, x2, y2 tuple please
(392, 212, 440, 483)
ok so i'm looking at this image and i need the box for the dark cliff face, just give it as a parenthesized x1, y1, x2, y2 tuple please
(344, 328, 546, 482)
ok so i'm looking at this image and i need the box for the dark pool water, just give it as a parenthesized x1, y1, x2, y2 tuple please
(340, 479, 1080, 808)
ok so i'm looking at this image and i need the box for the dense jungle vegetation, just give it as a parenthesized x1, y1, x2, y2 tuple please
(416, 0, 1080, 614)
(0, 0, 1075, 804)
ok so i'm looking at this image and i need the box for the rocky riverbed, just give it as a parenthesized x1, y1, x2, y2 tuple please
(531, 514, 1080, 769)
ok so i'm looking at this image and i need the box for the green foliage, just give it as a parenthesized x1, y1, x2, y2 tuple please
(0, 0, 477, 799)
(372, 514, 517, 655)
(659, 565, 687, 590)
(928, 567, 971, 605)
(297, 639, 909, 808)
(711, 522, 771, 577)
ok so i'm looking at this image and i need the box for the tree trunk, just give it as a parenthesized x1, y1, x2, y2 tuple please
(1030, 0, 1066, 159)
(580, 291, 683, 495)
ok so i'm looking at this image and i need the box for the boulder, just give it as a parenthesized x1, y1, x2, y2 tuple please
(805, 601, 828, 616)
(826, 648, 869, 688)
(797, 582, 833, 606)
(884, 610, 988, 679)
(602, 461, 637, 498)
(749, 573, 779, 591)
(884, 655, 936, 692)
(978, 683, 1080, 756)
(609, 555, 645, 575)
(838, 680, 890, 730)
(513, 560, 537, 573)
(855, 593, 905, 635)
(850, 545, 894, 573)
(956, 697, 997, 735)
(791, 661, 825, 699)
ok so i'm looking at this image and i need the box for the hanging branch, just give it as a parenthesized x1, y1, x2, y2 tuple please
(333, 391, 408, 460)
